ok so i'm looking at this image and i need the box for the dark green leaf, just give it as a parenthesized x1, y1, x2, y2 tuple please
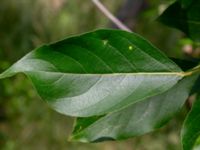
(71, 74, 199, 142)
(181, 95, 200, 150)
(191, 76, 200, 95)
(180, 0, 194, 8)
(158, 1, 200, 42)
(170, 58, 198, 71)
(0, 29, 183, 117)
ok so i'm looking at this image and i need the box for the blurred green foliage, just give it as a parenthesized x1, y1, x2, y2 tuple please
(0, 0, 193, 149)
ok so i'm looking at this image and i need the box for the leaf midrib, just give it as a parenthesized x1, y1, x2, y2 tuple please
(24, 63, 200, 77)
(24, 70, 185, 76)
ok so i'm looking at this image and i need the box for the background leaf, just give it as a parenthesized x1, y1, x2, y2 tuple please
(181, 95, 200, 150)
(0, 29, 183, 117)
(158, 1, 200, 42)
(191, 76, 200, 95)
(71, 73, 199, 142)
(180, 0, 194, 8)
(170, 58, 198, 71)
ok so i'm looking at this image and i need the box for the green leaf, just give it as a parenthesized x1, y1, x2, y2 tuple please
(158, 1, 200, 42)
(191, 76, 200, 95)
(0, 29, 184, 117)
(180, 0, 194, 8)
(181, 95, 200, 150)
(193, 137, 200, 149)
(71, 74, 199, 142)
(170, 58, 198, 71)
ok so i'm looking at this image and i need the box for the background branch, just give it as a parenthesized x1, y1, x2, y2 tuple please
(91, 0, 132, 32)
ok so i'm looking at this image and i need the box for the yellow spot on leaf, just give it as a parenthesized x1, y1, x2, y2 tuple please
(129, 46, 133, 50)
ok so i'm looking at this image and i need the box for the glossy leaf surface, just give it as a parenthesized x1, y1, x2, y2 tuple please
(71, 74, 199, 142)
(0, 29, 183, 117)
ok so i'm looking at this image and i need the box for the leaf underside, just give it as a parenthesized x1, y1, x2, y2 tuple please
(0, 29, 199, 143)
(71, 74, 199, 142)
(0, 29, 183, 117)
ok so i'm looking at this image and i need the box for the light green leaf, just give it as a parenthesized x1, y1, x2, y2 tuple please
(71, 73, 199, 142)
(0, 29, 184, 117)
(181, 95, 200, 150)
(158, 1, 200, 42)
(193, 136, 200, 150)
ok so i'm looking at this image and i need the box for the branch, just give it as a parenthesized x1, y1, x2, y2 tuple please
(92, 0, 132, 32)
